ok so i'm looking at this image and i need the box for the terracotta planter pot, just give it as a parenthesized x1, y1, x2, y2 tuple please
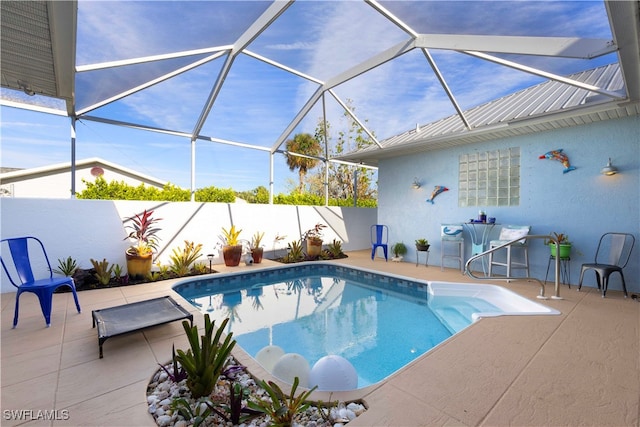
(251, 247, 264, 264)
(306, 239, 323, 257)
(223, 245, 243, 267)
(125, 251, 153, 280)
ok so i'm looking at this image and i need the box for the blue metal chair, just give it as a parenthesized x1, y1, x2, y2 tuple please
(1, 236, 81, 327)
(371, 224, 389, 261)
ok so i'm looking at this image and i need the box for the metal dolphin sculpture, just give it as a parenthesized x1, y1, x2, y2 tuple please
(426, 185, 448, 204)
(539, 148, 576, 173)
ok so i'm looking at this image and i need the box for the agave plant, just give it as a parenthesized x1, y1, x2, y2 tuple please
(175, 315, 236, 399)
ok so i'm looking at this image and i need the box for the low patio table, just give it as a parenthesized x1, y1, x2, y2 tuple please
(92, 296, 193, 358)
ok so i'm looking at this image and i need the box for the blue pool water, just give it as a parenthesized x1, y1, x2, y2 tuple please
(173, 263, 502, 388)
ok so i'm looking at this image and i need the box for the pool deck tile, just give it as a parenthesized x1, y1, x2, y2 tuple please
(1, 250, 639, 427)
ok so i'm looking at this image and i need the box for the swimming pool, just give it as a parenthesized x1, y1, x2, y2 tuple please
(173, 263, 559, 389)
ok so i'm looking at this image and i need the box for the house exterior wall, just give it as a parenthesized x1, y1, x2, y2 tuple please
(377, 115, 640, 293)
(0, 164, 164, 198)
(0, 199, 377, 293)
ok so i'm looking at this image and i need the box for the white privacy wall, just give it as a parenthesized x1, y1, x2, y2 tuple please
(0, 199, 376, 293)
(377, 115, 640, 293)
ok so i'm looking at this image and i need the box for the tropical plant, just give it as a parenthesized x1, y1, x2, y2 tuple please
(251, 231, 265, 249)
(545, 232, 571, 245)
(391, 242, 407, 257)
(124, 209, 162, 256)
(284, 133, 323, 193)
(415, 238, 429, 246)
(210, 382, 262, 425)
(284, 240, 304, 263)
(54, 256, 78, 276)
(302, 223, 326, 243)
(170, 397, 215, 427)
(221, 225, 242, 246)
(175, 315, 236, 399)
(169, 241, 203, 276)
(326, 239, 344, 257)
(90, 258, 113, 285)
(159, 344, 187, 383)
(247, 377, 318, 427)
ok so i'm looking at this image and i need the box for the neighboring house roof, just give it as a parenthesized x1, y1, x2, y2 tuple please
(0, 157, 167, 197)
(339, 63, 640, 166)
(0, 157, 167, 186)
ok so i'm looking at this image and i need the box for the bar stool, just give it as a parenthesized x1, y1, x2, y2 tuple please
(488, 225, 531, 278)
(440, 224, 464, 272)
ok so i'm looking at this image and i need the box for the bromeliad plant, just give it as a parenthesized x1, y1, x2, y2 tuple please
(54, 256, 78, 277)
(220, 225, 242, 246)
(124, 209, 162, 256)
(169, 240, 203, 276)
(175, 315, 236, 399)
(90, 258, 113, 285)
(247, 377, 318, 426)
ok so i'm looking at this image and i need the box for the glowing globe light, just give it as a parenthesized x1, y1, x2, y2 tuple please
(255, 345, 285, 373)
(272, 353, 310, 387)
(309, 355, 358, 391)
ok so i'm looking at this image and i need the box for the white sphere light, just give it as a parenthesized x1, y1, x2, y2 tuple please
(309, 355, 358, 391)
(272, 353, 310, 387)
(255, 345, 285, 373)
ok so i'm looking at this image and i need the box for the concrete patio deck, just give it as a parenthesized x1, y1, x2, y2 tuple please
(1, 250, 638, 426)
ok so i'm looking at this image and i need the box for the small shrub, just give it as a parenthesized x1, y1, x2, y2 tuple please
(284, 240, 304, 263)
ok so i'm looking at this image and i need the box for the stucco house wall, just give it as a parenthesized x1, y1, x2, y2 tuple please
(376, 115, 639, 293)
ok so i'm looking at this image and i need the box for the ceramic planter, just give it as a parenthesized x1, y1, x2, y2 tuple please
(125, 251, 153, 280)
(416, 244, 430, 251)
(306, 238, 323, 257)
(251, 247, 264, 264)
(549, 243, 572, 259)
(222, 244, 243, 266)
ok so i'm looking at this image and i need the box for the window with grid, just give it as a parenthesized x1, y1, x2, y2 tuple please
(458, 147, 520, 207)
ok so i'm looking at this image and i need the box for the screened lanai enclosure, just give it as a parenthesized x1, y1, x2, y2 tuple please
(1, 1, 639, 201)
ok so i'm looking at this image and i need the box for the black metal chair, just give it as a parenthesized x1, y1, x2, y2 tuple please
(578, 232, 635, 297)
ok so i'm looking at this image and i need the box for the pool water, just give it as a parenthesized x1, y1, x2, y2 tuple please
(173, 263, 558, 389)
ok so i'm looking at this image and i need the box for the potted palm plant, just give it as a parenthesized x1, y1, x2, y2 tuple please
(545, 232, 572, 259)
(124, 209, 162, 280)
(302, 223, 326, 258)
(220, 225, 243, 267)
(250, 231, 265, 264)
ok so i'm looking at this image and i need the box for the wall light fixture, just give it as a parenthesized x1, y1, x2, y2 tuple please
(600, 158, 618, 176)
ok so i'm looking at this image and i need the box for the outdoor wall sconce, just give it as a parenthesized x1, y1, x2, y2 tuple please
(600, 158, 618, 176)
(412, 178, 421, 189)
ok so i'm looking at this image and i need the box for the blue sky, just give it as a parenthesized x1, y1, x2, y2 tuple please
(0, 1, 615, 194)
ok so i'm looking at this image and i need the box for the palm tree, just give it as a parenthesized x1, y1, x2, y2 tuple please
(284, 133, 322, 193)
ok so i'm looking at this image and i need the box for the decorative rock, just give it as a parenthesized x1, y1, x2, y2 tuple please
(272, 353, 310, 387)
(156, 415, 172, 426)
